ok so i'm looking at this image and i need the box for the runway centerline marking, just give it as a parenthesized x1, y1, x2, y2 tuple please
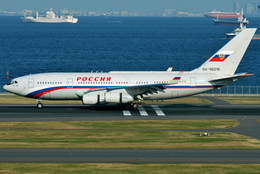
(123, 110, 132, 116)
(138, 105, 148, 116)
(151, 105, 165, 116)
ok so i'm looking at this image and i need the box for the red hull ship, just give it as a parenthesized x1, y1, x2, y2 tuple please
(204, 10, 242, 19)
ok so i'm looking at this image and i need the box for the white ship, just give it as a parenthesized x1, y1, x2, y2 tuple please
(22, 8, 78, 23)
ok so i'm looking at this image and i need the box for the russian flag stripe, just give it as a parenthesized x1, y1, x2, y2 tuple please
(173, 77, 181, 80)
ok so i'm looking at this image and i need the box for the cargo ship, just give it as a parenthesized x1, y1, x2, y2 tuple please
(213, 17, 249, 25)
(204, 10, 242, 18)
(22, 8, 78, 23)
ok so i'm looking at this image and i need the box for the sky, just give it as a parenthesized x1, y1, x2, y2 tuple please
(1, 0, 260, 12)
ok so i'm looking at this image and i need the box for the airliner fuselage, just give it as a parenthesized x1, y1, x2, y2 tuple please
(3, 71, 215, 101)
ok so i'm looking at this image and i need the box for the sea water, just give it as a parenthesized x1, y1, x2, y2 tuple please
(1, 16, 260, 91)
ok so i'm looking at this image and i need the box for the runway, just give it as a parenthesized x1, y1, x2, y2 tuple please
(0, 103, 260, 163)
(1, 149, 260, 163)
(1, 104, 260, 121)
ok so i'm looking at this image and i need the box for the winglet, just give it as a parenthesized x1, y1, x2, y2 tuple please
(166, 67, 173, 71)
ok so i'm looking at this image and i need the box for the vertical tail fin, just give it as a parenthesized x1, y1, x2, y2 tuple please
(192, 28, 256, 75)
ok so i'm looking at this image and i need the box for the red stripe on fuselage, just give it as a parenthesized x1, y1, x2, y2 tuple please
(31, 86, 106, 98)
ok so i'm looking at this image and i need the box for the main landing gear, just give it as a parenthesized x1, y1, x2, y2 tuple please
(118, 103, 139, 109)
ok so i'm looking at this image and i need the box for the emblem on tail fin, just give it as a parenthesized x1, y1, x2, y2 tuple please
(209, 51, 234, 62)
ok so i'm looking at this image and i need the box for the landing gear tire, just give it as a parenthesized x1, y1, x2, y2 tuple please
(37, 103, 43, 109)
(132, 103, 139, 109)
(118, 103, 124, 109)
(118, 103, 139, 109)
(125, 103, 132, 109)
(118, 103, 129, 109)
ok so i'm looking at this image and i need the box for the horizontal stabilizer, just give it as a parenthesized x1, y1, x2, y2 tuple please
(208, 73, 253, 85)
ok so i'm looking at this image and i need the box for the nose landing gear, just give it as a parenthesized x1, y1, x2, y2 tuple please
(36, 99, 43, 109)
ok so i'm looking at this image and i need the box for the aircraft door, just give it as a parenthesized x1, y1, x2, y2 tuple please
(67, 78, 73, 88)
(190, 77, 196, 87)
(28, 78, 34, 88)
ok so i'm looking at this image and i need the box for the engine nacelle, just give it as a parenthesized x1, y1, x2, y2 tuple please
(105, 92, 134, 103)
(82, 93, 105, 105)
(82, 91, 134, 105)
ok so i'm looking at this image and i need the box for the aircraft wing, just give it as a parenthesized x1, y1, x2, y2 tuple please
(123, 83, 168, 96)
(83, 81, 177, 98)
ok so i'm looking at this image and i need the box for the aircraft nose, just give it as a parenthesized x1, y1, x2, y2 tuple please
(3, 85, 8, 91)
(3, 84, 11, 92)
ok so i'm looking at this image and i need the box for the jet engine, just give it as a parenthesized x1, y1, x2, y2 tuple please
(105, 92, 134, 103)
(82, 93, 105, 105)
(82, 91, 134, 105)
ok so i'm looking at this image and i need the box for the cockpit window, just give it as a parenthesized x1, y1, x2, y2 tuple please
(7, 80, 18, 85)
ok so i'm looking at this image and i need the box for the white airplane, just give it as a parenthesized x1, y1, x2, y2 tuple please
(3, 28, 256, 109)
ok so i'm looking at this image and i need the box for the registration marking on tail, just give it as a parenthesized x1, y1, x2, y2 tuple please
(151, 105, 165, 116)
(138, 105, 148, 116)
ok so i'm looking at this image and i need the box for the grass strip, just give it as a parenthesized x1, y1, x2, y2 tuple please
(1, 163, 260, 174)
(216, 97, 260, 105)
(0, 130, 259, 149)
(0, 120, 239, 129)
(0, 120, 259, 149)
